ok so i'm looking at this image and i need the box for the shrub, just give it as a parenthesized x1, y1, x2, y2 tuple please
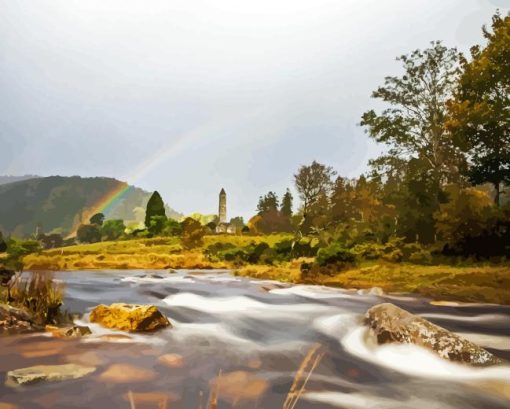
(408, 249, 433, 264)
(181, 217, 206, 249)
(101, 219, 126, 241)
(274, 239, 318, 260)
(316, 242, 356, 267)
(204, 242, 237, 261)
(77, 224, 101, 243)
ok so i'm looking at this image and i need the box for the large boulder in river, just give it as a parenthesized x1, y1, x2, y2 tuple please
(6, 364, 96, 386)
(365, 303, 503, 366)
(89, 303, 171, 332)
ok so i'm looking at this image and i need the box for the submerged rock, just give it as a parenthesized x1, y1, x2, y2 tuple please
(45, 325, 92, 338)
(365, 303, 503, 366)
(89, 303, 171, 332)
(6, 364, 96, 386)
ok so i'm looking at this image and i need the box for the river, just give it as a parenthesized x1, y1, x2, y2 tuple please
(0, 269, 509, 408)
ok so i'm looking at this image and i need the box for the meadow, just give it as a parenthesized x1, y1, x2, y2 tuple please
(22, 234, 510, 304)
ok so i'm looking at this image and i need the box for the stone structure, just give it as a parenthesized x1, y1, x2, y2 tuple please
(218, 188, 227, 223)
(216, 188, 233, 233)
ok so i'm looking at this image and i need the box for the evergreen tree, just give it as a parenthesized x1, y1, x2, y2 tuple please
(257, 192, 279, 215)
(280, 189, 293, 217)
(145, 191, 166, 228)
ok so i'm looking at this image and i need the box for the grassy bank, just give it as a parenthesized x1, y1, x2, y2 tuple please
(235, 262, 510, 304)
(22, 236, 510, 304)
(22, 235, 291, 270)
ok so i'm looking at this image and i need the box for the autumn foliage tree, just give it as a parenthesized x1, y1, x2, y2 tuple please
(447, 12, 510, 205)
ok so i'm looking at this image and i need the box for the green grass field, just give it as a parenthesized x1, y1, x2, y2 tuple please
(22, 234, 510, 304)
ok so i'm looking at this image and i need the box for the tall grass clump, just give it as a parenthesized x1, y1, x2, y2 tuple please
(9, 272, 66, 325)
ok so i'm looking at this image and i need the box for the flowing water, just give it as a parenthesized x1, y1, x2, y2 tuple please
(0, 269, 509, 408)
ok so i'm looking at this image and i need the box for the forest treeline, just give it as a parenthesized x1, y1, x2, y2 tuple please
(252, 12, 510, 260)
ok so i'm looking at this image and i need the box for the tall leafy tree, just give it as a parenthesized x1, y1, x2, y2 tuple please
(361, 42, 464, 184)
(145, 191, 166, 228)
(447, 13, 510, 205)
(257, 192, 279, 215)
(294, 161, 336, 230)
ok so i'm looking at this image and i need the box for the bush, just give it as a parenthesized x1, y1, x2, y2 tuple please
(181, 217, 206, 249)
(274, 239, 318, 260)
(204, 242, 237, 261)
(316, 242, 357, 267)
(101, 219, 126, 241)
(77, 224, 101, 243)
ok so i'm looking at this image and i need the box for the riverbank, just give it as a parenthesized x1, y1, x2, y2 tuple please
(235, 262, 510, 304)
(22, 237, 510, 305)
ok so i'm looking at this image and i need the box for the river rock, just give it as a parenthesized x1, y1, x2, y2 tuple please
(45, 325, 92, 338)
(89, 303, 171, 332)
(365, 303, 503, 366)
(6, 364, 96, 386)
(0, 304, 36, 334)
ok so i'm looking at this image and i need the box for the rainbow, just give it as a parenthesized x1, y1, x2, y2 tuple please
(67, 108, 258, 238)
(67, 182, 133, 238)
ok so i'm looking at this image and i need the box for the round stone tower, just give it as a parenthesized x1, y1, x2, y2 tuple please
(218, 188, 227, 223)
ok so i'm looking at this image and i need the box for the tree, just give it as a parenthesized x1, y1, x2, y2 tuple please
(329, 177, 357, 224)
(435, 186, 494, 244)
(257, 192, 279, 215)
(280, 189, 293, 217)
(294, 161, 336, 231)
(147, 215, 166, 235)
(181, 217, 205, 249)
(361, 42, 464, 185)
(76, 224, 101, 243)
(0, 231, 7, 253)
(89, 213, 105, 226)
(145, 191, 166, 228)
(38, 233, 64, 249)
(252, 209, 292, 234)
(101, 219, 126, 241)
(447, 13, 510, 206)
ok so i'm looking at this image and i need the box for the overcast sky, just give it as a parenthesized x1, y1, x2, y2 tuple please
(1, 0, 508, 219)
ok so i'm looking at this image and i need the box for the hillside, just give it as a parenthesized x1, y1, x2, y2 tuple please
(0, 176, 182, 237)
(0, 175, 40, 185)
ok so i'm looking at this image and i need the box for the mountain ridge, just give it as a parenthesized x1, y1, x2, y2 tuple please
(0, 175, 182, 237)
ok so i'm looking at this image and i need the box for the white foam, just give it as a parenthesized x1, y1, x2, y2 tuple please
(457, 332, 510, 350)
(121, 275, 195, 284)
(198, 275, 240, 282)
(420, 312, 509, 324)
(163, 292, 336, 317)
(303, 391, 456, 409)
(269, 284, 354, 299)
(313, 314, 359, 340)
(342, 326, 510, 381)
(74, 318, 167, 345)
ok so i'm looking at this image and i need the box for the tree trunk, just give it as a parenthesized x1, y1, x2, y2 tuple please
(495, 182, 500, 207)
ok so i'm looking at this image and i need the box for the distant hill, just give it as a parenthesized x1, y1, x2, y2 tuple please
(0, 175, 40, 185)
(0, 176, 183, 237)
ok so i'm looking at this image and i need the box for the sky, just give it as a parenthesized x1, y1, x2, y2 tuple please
(1, 0, 508, 220)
